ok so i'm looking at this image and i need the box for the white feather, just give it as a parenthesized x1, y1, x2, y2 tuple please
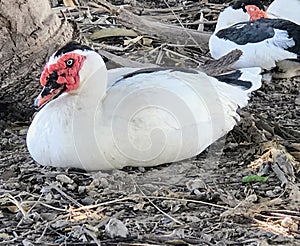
(267, 0, 300, 25)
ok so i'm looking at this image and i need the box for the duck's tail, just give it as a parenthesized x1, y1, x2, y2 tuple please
(214, 67, 262, 94)
(212, 67, 262, 110)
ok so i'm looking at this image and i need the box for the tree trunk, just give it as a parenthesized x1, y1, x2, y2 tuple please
(0, 0, 73, 124)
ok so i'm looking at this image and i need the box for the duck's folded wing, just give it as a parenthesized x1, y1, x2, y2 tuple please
(216, 18, 299, 52)
(107, 66, 200, 88)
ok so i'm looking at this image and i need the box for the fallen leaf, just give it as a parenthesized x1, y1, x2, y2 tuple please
(91, 28, 137, 40)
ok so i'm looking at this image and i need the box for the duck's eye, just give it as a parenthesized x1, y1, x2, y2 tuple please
(65, 58, 74, 68)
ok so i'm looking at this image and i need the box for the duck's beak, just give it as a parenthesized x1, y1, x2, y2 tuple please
(35, 70, 67, 109)
(34, 86, 65, 108)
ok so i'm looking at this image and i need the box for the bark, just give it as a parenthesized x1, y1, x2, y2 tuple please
(0, 0, 73, 122)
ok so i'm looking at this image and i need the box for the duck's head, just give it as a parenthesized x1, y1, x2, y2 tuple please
(35, 41, 105, 108)
(215, 0, 268, 31)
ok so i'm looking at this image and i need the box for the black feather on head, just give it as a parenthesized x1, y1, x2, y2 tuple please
(232, 0, 265, 12)
(54, 41, 93, 58)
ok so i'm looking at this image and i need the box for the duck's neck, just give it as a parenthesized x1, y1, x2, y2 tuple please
(74, 53, 108, 110)
(63, 54, 108, 169)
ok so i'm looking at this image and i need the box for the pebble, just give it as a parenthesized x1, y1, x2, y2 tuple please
(51, 219, 68, 229)
(81, 196, 95, 205)
(19, 129, 28, 135)
(185, 215, 201, 223)
(40, 212, 57, 221)
(105, 218, 129, 238)
(78, 186, 86, 194)
(56, 174, 74, 184)
(281, 217, 298, 231)
(266, 190, 274, 197)
(22, 239, 34, 246)
(186, 179, 206, 192)
(1, 138, 8, 145)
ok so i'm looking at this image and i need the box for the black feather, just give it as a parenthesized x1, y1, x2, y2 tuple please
(214, 70, 252, 90)
(54, 41, 93, 58)
(232, 0, 265, 12)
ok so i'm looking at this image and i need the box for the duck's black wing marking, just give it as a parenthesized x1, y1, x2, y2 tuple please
(216, 18, 300, 54)
(111, 67, 198, 87)
(214, 70, 252, 90)
(122, 67, 198, 79)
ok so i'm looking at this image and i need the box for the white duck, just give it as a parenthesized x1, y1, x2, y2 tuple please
(267, 0, 300, 25)
(209, 0, 300, 78)
(26, 41, 262, 171)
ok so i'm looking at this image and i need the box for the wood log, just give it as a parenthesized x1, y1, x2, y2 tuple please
(116, 7, 211, 52)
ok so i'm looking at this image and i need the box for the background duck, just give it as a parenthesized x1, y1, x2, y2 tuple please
(26, 41, 262, 171)
(209, 0, 300, 78)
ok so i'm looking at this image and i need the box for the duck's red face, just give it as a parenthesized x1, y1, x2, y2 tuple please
(35, 53, 86, 108)
(245, 5, 268, 21)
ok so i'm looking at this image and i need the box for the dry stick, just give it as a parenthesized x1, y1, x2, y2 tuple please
(65, 196, 133, 212)
(6, 194, 28, 217)
(49, 183, 82, 207)
(272, 163, 289, 186)
(39, 201, 67, 212)
(98, 49, 157, 68)
(83, 227, 101, 246)
(149, 196, 229, 209)
(268, 209, 300, 216)
(36, 223, 49, 243)
(156, 48, 165, 64)
(61, 193, 228, 213)
(162, 47, 203, 65)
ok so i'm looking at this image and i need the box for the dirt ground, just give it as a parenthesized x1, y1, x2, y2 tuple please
(0, 0, 299, 245)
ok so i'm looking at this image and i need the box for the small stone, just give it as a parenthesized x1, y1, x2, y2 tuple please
(56, 174, 74, 184)
(266, 190, 274, 197)
(81, 196, 95, 205)
(245, 194, 258, 202)
(40, 212, 57, 221)
(185, 215, 201, 223)
(273, 186, 282, 194)
(22, 239, 34, 246)
(99, 178, 109, 188)
(281, 217, 298, 231)
(19, 129, 27, 135)
(1, 138, 8, 145)
(0, 233, 10, 240)
(78, 186, 86, 194)
(105, 218, 128, 238)
(67, 183, 77, 190)
(51, 219, 68, 229)
(186, 179, 206, 192)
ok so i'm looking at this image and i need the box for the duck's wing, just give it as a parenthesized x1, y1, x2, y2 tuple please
(216, 18, 299, 54)
(107, 66, 199, 88)
(107, 65, 261, 109)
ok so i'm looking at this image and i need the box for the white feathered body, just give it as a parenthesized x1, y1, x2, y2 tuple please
(27, 63, 261, 170)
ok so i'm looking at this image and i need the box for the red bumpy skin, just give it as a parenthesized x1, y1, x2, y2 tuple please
(245, 5, 268, 21)
(40, 53, 86, 92)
